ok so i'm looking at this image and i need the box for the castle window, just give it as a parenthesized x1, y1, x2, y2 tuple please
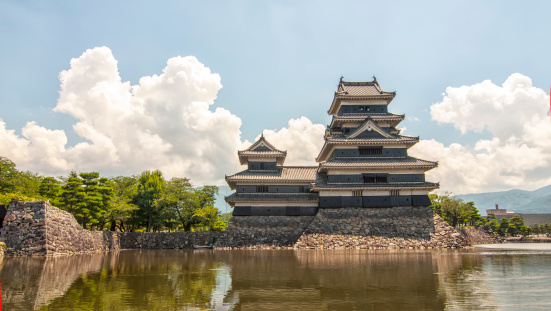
(363, 174, 387, 184)
(260, 163, 265, 169)
(353, 190, 362, 197)
(359, 147, 383, 155)
(256, 186, 268, 193)
(359, 106, 370, 112)
(390, 190, 399, 196)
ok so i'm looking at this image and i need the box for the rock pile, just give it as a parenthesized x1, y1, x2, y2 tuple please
(294, 207, 468, 249)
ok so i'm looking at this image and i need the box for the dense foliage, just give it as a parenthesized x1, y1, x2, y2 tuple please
(0, 156, 229, 232)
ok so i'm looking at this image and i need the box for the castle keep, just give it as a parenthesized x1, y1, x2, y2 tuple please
(225, 77, 438, 215)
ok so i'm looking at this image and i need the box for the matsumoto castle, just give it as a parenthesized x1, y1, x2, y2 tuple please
(225, 77, 438, 216)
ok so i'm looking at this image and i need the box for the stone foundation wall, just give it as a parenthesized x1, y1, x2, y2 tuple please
(3, 201, 120, 256)
(458, 226, 503, 245)
(3, 201, 222, 256)
(294, 207, 468, 249)
(216, 216, 315, 248)
(4, 201, 48, 255)
(120, 231, 222, 249)
(4, 201, 488, 255)
(219, 207, 470, 249)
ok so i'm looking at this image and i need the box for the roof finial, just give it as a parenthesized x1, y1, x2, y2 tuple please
(339, 75, 344, 83)
(373, 75, 378, 84)
(261, 130, 264, 138)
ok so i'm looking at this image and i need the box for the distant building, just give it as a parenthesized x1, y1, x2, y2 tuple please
(225, 77, 438, 215)
(486, 204, 520, 216)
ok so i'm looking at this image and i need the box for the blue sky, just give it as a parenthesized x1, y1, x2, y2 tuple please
(1, 1, 551, 198)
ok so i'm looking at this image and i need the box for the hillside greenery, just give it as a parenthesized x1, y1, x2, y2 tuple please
(0, 156, 230, 232)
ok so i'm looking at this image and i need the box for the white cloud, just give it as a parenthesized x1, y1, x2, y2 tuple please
(3, 50, 550, 195)
(0, 47, 327, 185)
(410, 73, 551, 194)
(1, 47, 245, 185)
(258, 117, 325, 166)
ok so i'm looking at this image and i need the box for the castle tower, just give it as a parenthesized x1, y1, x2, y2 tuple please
(313, 77, 438, 208)
(225, 135, 318, 216)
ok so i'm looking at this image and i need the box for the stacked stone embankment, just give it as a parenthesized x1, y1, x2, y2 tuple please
(294, 207, 468, 249)
(4, 201, 498, 255)
(216, 216, 314, 249)
(458, 226, 504, 245)
(120, 231, 222, 249)
(3, 201, 119, 256)
(3, 201, 222, 256)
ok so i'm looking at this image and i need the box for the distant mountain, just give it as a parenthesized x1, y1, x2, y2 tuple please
(456, 185, 551, 215)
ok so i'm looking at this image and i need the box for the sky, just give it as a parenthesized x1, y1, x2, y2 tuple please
(1, 1, 551, 198)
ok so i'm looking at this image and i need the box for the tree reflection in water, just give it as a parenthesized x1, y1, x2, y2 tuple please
(1, 248, 550, 310)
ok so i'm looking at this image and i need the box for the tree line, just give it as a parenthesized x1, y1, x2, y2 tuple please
(429, 192, 549, 237)
(0, 156, 230, 232)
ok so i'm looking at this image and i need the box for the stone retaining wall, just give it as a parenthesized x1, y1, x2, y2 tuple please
(3, 201, 222, 256)
(294, 207, 468, 249)
(216, 216, 315, 248)
(3, 201, 498, 255)
(120, 231, 222, 249)
(458, 226, 504, 245)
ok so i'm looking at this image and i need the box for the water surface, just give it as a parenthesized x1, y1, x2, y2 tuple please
(1, 244, 550, 310)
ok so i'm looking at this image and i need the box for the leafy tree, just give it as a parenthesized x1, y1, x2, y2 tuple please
(509, 215, 524, 232)
(486, 213, 496, 222)
(134, 170, 165, 232)
(60, 171, 86, 215)
(488, 219, 501, 234)
(108, 176, 139, 231)
(521, 225, 532, 237)
(39, 177, 62, 206)
(500, 218, 510, 236)
(0, 156, 18, 193)
(544, 223, 551, 235)
(507, 224, 518, 236)
(429, 193, 483, 227)
(532, 223, 541, 236)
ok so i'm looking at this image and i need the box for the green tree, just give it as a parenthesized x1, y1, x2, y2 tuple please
(509, 215, 524, 232)
(0, 156, 18, 193)
(521, 225, 532, 237)
(500, 217, 510, 236)
(486, 213, 496, 222)
(532, 223, 540, 236)
(60, 171, 86, 215)
(134, 170, 165, 232)
(108, 176, 139, 232)
(39, 177, 62, 206)
(489, 219, 501, 234)
(507, 224, 518, 236)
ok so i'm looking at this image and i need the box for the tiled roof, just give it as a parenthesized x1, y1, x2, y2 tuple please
(225, 192, 319, 204)
(329, 78, 396, 115)
(312, 181, 439, 191)
(238, 150, 286, 157)
(329, 113, 405, 128)
(238, 135, 287, 165)
(326, 135, 419, 144)
(316, 135, 419, 162)
(226, 166, 317, 188)
(318, 157, 438, 171)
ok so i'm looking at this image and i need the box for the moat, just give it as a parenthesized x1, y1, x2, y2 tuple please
(2, 244, 550, 310)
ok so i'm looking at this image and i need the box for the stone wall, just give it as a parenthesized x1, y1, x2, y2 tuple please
(3, 201, 120, 256)
(219, 207, 471, 249)
(294, 207, 468, 249)
(3, 201, 222, 256)
(4, 201, 495, 255)
(457, 226, 503, 245)
(120, 231, 222, 249)
(216, 216, 315, 249)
